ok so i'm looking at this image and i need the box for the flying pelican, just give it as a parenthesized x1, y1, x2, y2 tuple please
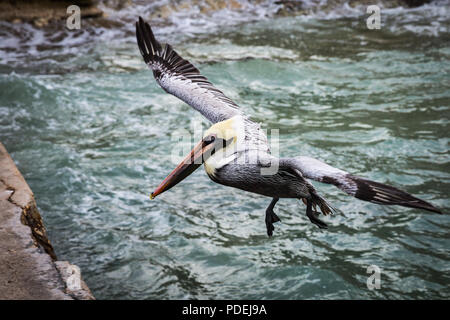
(135, 17, 442, 236)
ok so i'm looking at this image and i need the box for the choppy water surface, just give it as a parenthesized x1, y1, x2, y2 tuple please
(0, 1, 449, 299)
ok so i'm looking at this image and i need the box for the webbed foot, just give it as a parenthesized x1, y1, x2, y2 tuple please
(307, 210, 328, 229)
(265, 209, 281, 237)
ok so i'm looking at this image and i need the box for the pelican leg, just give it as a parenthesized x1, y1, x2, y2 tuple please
(306, 198, 328, 229)
(265, 197, 281, 237)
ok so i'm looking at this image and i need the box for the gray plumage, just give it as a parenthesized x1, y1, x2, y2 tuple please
(286, 156, 441, 213)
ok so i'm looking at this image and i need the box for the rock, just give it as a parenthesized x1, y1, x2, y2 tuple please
(33, 18, 49, 28)
(55, 261, 95, 300)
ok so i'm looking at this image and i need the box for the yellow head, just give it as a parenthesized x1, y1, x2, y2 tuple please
(203, 116, 243, 176)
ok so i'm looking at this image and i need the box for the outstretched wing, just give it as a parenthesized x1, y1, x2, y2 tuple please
(136, 17, 241, 124)
(287, 156, 442, 214)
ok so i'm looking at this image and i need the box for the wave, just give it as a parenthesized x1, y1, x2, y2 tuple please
(0, 0, 448, 74)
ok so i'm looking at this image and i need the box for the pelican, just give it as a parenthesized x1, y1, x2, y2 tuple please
(135, 17, 442, 236)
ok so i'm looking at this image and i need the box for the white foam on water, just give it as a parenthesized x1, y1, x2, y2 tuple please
(0, 0, 448, 73)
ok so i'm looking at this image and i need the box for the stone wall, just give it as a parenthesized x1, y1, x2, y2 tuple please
(0, 142, 94, 300)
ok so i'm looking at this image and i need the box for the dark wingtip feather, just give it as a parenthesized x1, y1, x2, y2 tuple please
(351, 175, 442, 214)
(135, 22, 145, 57)
(134, 16, 208, 83)
(133, 16, 241, 122)
(135, 16, 162, 63)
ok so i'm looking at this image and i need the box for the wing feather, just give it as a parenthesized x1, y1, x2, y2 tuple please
(136, 17, 241, 123)
(288, 156, 442, 214)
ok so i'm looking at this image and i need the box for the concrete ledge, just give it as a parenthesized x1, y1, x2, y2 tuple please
(0, 142, 94, 300)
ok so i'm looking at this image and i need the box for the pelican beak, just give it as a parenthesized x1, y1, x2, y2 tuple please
(150, 138, 216, 199)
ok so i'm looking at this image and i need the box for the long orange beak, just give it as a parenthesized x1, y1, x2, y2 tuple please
(150, 138, 216, 199)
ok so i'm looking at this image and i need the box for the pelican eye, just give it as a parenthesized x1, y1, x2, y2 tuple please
(204, 134, 216, 145)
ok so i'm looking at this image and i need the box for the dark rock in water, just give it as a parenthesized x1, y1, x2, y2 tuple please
(274, 0, 433, 17)
(0, 0, 435, 29)
(274, 0, 306, 16)
(402, 0, 432, 7)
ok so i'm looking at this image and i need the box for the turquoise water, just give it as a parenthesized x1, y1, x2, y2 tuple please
(1, 3, 449, 299)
